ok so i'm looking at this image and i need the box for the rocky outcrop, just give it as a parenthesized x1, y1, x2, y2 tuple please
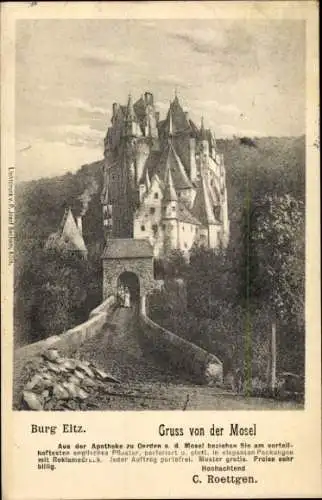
(14, 296, 116, 405)
(20, 348, 120, 411)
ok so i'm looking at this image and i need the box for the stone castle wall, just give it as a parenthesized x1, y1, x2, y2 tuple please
(102, 257, 155, 299)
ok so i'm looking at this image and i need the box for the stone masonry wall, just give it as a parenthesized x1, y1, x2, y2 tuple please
(102, 257, 154, 299)
(14, 296, 116, 392)
(139, 307, 223, 385)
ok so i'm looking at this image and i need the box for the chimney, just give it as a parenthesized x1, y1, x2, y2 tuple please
(76, 216, 83, 236)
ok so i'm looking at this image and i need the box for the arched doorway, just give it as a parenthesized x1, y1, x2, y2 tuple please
(117, 271, 140, 308)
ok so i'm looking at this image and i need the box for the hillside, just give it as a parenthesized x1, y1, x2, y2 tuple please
(14, 136, 305, 347)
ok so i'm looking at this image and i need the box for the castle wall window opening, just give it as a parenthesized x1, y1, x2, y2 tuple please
(141, 225, 145, 231)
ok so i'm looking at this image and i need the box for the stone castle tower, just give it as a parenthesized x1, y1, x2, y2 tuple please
(101, 91, 229, 258)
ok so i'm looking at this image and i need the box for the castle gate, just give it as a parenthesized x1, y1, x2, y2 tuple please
(102, 239, 155, 314)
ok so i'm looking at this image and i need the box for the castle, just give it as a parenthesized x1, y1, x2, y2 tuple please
(101, 92, 229, 258)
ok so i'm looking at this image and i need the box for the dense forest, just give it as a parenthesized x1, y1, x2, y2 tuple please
(15, 136, 305, 386)
(14, 160, 104, 346)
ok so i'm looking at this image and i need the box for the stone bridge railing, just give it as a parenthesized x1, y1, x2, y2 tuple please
(139, 297, 223, 385)
(14, 296, 116, 371)
(14, 291, 223, 388)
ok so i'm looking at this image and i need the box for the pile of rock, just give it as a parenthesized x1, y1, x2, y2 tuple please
(21, 348, 120, 411)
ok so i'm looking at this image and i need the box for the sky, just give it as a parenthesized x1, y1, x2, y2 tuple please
(16, 19, 305, 182)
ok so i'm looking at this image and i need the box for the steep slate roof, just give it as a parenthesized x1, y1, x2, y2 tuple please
(169, 96, 190, 133)
(138, 150, 162, 185)
(139, 140, 192, 192)
(158, 97, 199, 139)
(46, 209, 87, 254)
(133, 96, 146, 120)
(60, 209, 87, 253)
(156, 141, 193, 190)
(102, 239, 153, 259)
(177, 201, 202, 225)
(208, 181, 221, 205)
(163, 165, 177, 201)
(144, 168, 151, 190)
(192, 178, 220, 226)
(188, 119, 199, 138)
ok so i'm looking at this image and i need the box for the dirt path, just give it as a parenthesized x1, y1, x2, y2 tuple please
(77, 307, 183, 385)
(76, 307, 302, 411)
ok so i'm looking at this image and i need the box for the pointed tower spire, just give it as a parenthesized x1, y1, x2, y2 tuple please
(173, 87, 179, 104)
(145, 169, 151, 191)
(163, 164, 177, 202)
(124, 93, 138, 137)
(168, 106, 173, 138)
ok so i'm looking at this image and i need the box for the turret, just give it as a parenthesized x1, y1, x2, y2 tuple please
(209, 129, 217, 158)
(124, 94, 138, 137)
(163, 165, 177, 206)
(145, 169, 151, 191)
(162, 165, 178, 252)
(199, 117, 209, 156)
(168, 106, 174, 139)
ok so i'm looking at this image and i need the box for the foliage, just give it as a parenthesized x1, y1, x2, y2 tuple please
(15, 247, 102, 345)
(14, 135, 305, 370)
(162, 249, 188, 278)
(253, 194, 305, 322)
(186, 244, 239, 318)
(14, 161, 104, 346)
(148, 137, 305, 382)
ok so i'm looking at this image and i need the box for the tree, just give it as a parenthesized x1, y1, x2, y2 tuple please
(187, 245, 236, 319)
(254, 194, 304, 322)
(163, 249, 188, 279)
(253, 194, 305, 380)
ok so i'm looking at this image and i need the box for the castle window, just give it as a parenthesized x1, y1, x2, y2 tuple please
(154, 192, 159, 199)
(152, 224, 158, 235)
(182, 225, 185, 231)
(150, 207, 155, 214)
(141, 225, 145, 231)
(172, 206, 176, 212)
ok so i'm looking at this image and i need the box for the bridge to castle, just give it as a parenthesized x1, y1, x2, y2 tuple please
(102, 239, 155, 314)
(14, 239, 223, 402)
